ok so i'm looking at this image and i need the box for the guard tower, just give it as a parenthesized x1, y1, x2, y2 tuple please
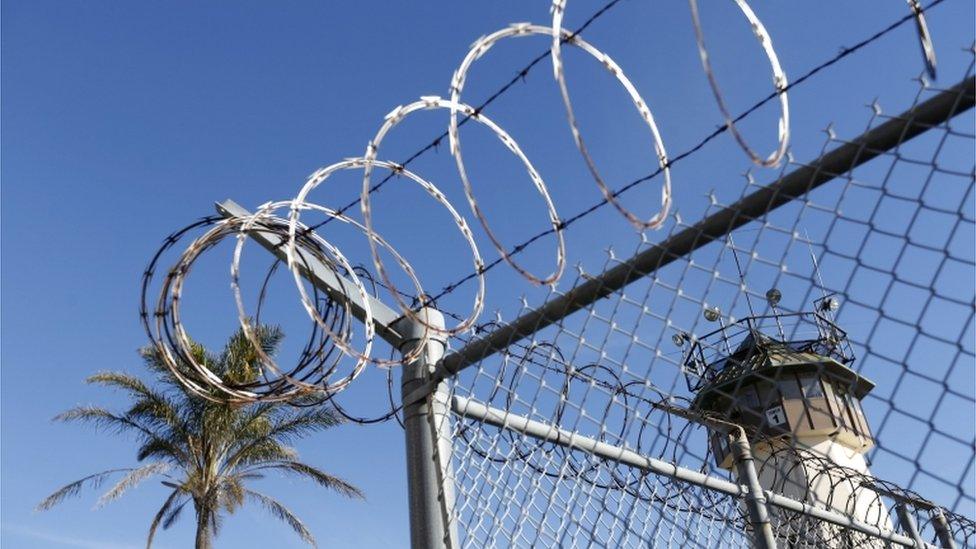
(679, 291, 893, 545)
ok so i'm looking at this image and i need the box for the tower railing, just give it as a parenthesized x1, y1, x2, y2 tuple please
(680, 310, 856, 393)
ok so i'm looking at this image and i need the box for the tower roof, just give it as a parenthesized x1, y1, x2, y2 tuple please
(681, 307, 876, 399)
(695, 330, 875, 402)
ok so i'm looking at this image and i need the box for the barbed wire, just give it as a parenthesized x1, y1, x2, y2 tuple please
(426, 0, 951, 306)
(142, 0, 951, 405)
(303, 0, 626, 233)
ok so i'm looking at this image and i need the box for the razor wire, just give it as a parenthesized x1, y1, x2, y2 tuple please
(133, 0, 976, 545)
(141, 0, 950, 408)
(426, 0, 950, 306)
(141, 0, 791, 402)
(439, 62, 976, 547)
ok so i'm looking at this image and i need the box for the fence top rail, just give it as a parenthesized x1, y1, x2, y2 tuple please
(405, 76, 975, 407)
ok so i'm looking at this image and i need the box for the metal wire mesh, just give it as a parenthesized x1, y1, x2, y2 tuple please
(436, 60, 976, 548)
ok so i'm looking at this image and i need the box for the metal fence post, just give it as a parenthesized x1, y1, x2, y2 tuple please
(396, 307, 458, 549)
(729, 429, 778, 549)
(896, 503, 926, 548)
(931, 508, 957, 549)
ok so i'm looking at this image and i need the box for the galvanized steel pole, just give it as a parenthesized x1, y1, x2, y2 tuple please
(396, 308, 458, 549)
(729, 430, 778, 549)
(896, 503, 927, 549)
(931, 508, 957, 549)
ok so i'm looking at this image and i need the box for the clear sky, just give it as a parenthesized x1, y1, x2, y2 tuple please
(2, 1, 974, 548)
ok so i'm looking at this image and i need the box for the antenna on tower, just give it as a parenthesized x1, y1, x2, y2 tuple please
(805, 230, 841, 338)
(727, 234, 758, 327)
(805, 230, 829, 301)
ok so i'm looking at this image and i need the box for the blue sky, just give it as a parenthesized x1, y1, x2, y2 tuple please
(2, 1, 974, 547)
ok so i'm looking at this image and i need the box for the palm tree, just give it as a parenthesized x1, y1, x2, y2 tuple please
(38, 326, 364, 548)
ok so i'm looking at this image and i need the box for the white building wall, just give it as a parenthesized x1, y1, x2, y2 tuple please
(749, 437, 894, 548)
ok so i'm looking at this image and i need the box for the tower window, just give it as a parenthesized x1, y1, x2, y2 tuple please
(799, 375, 823, 397)
(740, 387, 760, 409)
(779, 377, 803, 399)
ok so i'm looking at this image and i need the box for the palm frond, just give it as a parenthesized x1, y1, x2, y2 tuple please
(233, 404, 278, 439)
(146, 488, 181, 548)
(267, 408, 344, 443)
(245, 489, 316, 547)
(36, 469, 131, 511)
(97, 462, 171, 508)
(125, 396, 186, 436)
(161, 499, 188, 529)
(219, 324, 284, 384)
(229, 440, 298, 469)
(244, 461, 364, 500)
(136, 437, 187, 464)
(88, 371, 161, 403)
(56, 406, 162, 440)
(141, 340, 216, 394)
(56, 407, 191, 465)
(223, 324, 284, 363)
(223, 408, 342, 472)
(218, 477, 245, 514)
(237, 473, 264, 481)
(138, 345, 176, 378)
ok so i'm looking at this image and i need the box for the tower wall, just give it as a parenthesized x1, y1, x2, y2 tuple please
(750, 437, 893, 547)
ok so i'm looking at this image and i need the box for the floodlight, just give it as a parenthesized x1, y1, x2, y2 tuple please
(703, 306, 721, 322)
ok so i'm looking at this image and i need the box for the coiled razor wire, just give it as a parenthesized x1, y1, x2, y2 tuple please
(499, 19, 673, 230)
(446, 343, 962, 545)
(146, 214, 358, 403)
(426, 0, 951, 307)
(142, 0, 797, 404)
(686, 0, 790, 168)
(141, 0, 947, 407)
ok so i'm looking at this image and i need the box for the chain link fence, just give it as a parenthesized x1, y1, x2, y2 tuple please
(433, 63, 975, 548)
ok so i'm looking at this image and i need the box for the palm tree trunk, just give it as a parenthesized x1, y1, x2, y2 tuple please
(194, 502, 211, 549)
